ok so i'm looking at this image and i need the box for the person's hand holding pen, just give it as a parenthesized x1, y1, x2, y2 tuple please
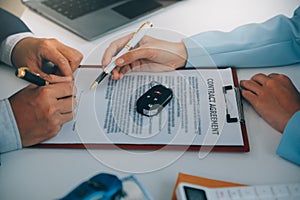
(9, 78, 76, 147)
(91, 22, 155, 88)
(12, 37, 83, 78)
(7, 37, 82, 147)
(102, 34, 188, 80)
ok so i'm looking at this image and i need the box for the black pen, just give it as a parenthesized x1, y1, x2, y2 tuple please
(15, 67, 49, 86)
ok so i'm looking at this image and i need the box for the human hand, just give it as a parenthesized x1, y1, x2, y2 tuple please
(102, 34, 188, 80)
(12, 37, 83, 78)
(8, 75, 76, 147)
(240, 73, 300, 133)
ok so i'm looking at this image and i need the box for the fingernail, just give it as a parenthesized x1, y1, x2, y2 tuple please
(117, 58, 124, 65)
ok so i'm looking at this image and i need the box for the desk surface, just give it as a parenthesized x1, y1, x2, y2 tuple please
(1, 0, 300, 199)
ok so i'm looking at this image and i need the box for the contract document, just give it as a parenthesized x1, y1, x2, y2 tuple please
(42, 67, 249, 152)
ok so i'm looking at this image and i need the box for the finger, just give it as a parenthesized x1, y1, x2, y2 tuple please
(28, 65, 49, 78)
(115, 47, 152, 66)
(48, 82, 75, 99)
(56, 44, 83, 72)
(268, 73, 279, 78)
(42, 74, 73, 83)
(59, 112, 74, 124)
(240, 80, 261, 95)
(57, 96, 77, 114)
(111, 66, 122, 80)
(268, 73, 292, 86)
(241, 89, 258, 104)
(115, 64, 131, 79)
(41, 47, 73, 76)
(130, 60, 142, 72)
(119, 64, 133, 75)
(102, 33, 134, 66)
(251, 73, 269, 86)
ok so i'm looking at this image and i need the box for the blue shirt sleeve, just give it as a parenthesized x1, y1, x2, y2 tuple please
(183, 6, 300, 68)
(276, 111, 300, 166)
(0, 9, 32, 154)
(0, 8, 31, 44)
(183, 6, 300, 166)
(0, 99, 22, 153)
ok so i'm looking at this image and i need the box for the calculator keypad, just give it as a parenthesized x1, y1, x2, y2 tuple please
(210, 183, 300, 200)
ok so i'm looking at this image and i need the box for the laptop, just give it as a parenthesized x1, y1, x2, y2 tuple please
(22, 0, 181, 41)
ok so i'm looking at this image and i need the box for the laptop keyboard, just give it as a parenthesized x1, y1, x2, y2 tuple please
(42, 0, 124, 20)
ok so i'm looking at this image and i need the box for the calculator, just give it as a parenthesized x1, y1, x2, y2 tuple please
(176, 182, 300, 200)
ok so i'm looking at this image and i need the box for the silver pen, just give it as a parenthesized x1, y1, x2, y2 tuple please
(90, 21, 153, 89)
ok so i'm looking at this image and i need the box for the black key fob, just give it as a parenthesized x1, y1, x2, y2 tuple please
(136, 84, 173, 117)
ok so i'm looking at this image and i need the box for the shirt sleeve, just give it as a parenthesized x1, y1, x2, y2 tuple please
(183, 6, 300, 68)
(276, 111, 300, 166)
(0, 10, 33, 155)
(0, 98, 22, 153)
(0, 32, 34, 66)
(0, 8, 31, 44)
(0, 8, 33, 66)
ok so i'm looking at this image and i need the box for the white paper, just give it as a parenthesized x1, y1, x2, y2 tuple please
(44, 68, 244, 147)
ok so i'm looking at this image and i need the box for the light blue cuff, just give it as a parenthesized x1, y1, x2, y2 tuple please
(276, 111, 300, 166)
(182, 37, 217, 68)
(0, 98, 22, 153)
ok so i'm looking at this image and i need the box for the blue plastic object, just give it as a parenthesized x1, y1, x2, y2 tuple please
(60, 173, 123, 200)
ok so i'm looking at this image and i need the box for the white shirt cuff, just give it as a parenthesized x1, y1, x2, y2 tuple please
(0, 32, 34, 67)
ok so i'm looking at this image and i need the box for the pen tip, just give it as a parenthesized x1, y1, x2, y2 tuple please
(90, 82, 98, 90)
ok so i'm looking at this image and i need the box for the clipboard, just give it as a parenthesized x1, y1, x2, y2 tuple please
(34, 66, 249, 152)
